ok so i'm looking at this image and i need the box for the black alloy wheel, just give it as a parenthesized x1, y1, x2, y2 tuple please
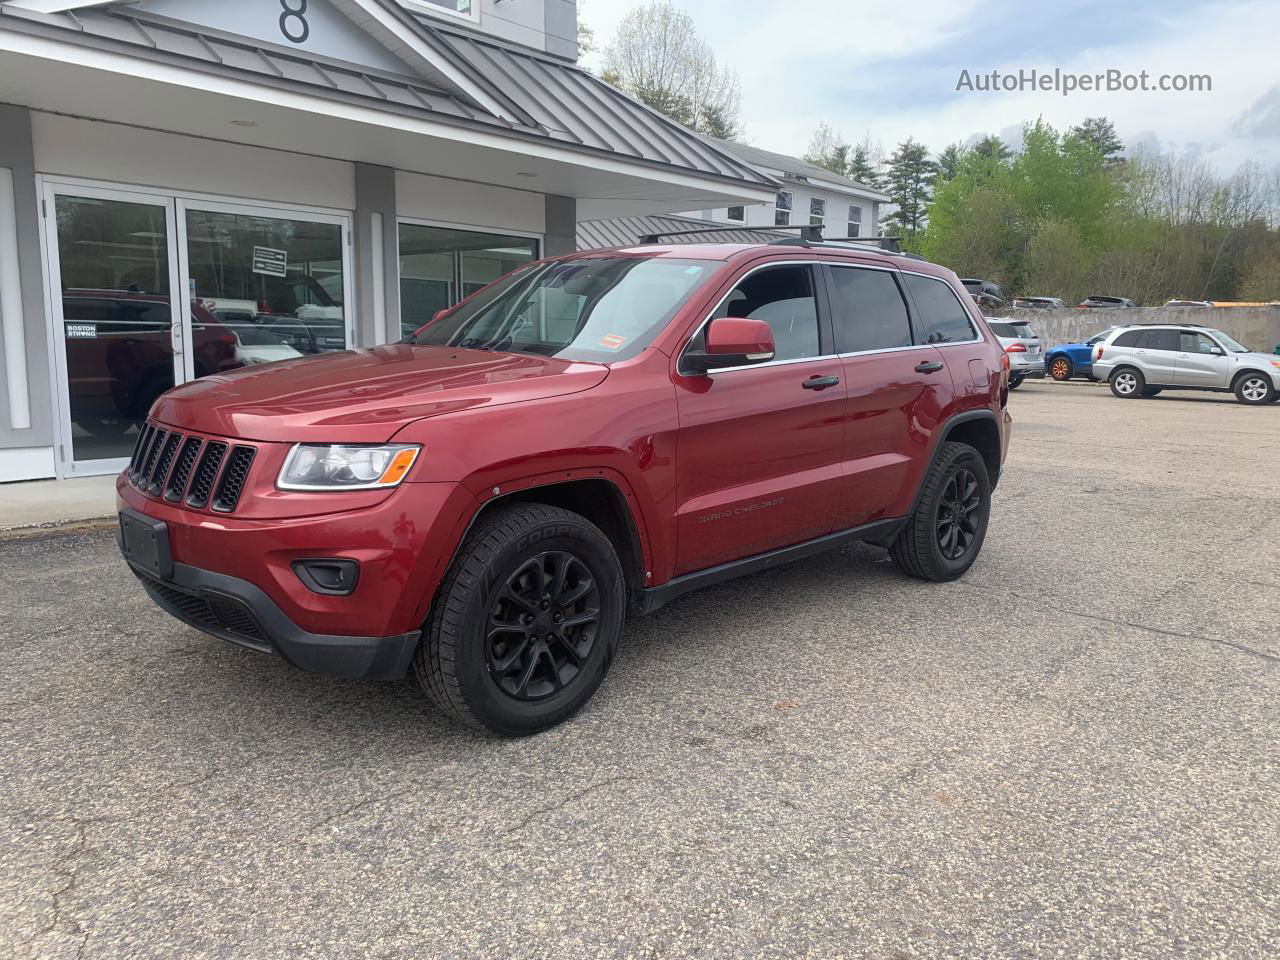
(415, 502, 625, 736)
(889, 441, 991, 582)
(487, 551, 600, 701)
(936, 468, 982, 561)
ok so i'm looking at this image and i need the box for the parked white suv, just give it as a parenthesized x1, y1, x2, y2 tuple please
(1093, 325, 1280, 405)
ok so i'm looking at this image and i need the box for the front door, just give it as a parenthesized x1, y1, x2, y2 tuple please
(46, 186, 183, 475)
(1174, 329, 1232, 387)
(672, 263, 845, 575)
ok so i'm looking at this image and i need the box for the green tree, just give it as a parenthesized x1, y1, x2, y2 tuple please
(804, 123, 852, 177)
(1023, 219, 1092, 303)
(972, 134, 1012, 162)
(1068, 117, 1125, 167)
(936, 143, 965, 182)
(881, 138, 938, 240)
(847, 143, 881, 187)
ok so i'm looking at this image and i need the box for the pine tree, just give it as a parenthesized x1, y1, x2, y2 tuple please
(881, 138, 938, 240)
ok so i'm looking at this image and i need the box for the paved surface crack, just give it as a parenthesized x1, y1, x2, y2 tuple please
(509, 775, 641, 833)
(962, 580, 1279, 666)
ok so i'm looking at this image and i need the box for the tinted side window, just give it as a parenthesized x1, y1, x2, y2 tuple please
(1113, 330, 1144, 347)
(903, 274, 977, 344)
(987, 322, 1016, 338)
(827, 267, 911, 353)
(1143, 329, 1179, 351)
(702, 264, 820, 362)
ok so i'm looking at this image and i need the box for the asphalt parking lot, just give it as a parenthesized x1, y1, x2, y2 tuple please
(3, 380, 1278, 960)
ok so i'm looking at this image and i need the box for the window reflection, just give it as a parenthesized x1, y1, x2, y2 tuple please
(186, 209, 347, 365)
(398, 223, 539, 339)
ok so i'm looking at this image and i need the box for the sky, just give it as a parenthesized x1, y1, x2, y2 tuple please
(578, 0, 1280, 173)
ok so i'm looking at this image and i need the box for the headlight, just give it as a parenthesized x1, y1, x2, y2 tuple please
(278, 443, 420, 491)
(1270, 360, 1280, 370)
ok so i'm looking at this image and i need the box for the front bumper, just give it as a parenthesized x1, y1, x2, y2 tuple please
(120, 522, 420, 680)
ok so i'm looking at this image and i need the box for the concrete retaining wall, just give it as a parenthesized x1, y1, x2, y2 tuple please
(999, 306, 1280, 352)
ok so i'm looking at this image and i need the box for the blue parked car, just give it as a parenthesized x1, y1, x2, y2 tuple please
(1045, 326, 1126, 381)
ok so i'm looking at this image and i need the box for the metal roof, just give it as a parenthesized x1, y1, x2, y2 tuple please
(0, 1, 777, 191)
(706, 136, 889, 201)
(577, 214, 788, 251)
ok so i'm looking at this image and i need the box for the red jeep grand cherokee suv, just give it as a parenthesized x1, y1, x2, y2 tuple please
(118, 239, 1012, 735)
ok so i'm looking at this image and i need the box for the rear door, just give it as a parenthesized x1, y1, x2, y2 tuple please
(826, 263, 948, 528)
(1135, 329, 1180, 383)
(672, 262, 846, 575)
(1174, 330, 1233, 387)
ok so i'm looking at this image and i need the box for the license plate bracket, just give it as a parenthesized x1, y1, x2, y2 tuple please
(119, 509, 173, 580)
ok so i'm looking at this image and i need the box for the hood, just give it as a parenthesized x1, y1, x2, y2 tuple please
(1238, 351, 1280, 366)
(151, 344, 609, 443)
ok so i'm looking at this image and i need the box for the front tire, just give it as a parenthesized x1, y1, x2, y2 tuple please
(1110, 368, 1144, 398)
(1049, 356, 1073, 381)
(414, 503, 625, 736)
(890, 441, 991, 582)
(1234, 373, 1276, 405)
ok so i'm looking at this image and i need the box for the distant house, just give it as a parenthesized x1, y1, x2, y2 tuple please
(578, 138, 889, 249)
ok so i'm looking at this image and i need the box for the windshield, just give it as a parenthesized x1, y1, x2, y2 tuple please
(406, 257, 713, 363)
(1211, 330, 1250, 353)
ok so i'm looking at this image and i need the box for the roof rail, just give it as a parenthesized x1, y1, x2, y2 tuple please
(636, 224, 821, 244)
(634, 224, 929, 262)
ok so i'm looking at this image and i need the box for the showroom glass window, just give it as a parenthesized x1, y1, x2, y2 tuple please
(186, 209, 348, 362)
(399, 224, 539, 339)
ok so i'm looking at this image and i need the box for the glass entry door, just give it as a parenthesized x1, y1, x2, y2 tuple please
(46, 187, 182, 472)
(45, 185, 354, 477)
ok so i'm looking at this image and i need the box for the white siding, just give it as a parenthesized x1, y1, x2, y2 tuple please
(396, 170, 545, 235)
(32, 114, 357, 210)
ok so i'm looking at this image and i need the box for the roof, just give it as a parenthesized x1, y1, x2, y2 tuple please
(706, 137, 889, 201)
(0, 0, 776, 191)
(577, 213, 788, 251)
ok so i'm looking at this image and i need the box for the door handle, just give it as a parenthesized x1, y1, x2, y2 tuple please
(914, 361, 945, 374)
(802, 375, 841, 390)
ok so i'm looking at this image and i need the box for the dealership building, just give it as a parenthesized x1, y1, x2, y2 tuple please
(0, 0, 775, 483)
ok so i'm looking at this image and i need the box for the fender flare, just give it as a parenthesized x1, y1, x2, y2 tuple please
(906, 409, 1004, 517)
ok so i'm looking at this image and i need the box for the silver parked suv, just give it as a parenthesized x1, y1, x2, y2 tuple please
(987, 318, 1044, 390)
(1092, 325, 1280, 405)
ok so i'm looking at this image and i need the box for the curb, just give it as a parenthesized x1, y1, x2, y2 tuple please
(0, 516, 116, 541)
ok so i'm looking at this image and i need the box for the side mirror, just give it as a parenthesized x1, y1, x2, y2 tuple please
(433, 308, 449, 322)
(687, 317, 775, 372)
(1209, 346, 1225, 356)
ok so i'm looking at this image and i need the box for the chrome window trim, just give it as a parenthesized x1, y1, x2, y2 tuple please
(678, 258, 966, 376)
(898, 269, 987, 346)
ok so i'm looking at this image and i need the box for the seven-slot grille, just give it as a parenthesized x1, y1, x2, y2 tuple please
(127, 422, 256, 514)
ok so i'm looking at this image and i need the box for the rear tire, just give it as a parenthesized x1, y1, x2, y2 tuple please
(1110, 368, 1144, 398)
(1008, 377, 1024, 390)
(1234, 373, 1275, 405)
(1049, 356, 1073, 381)
(414, 503, 625, 736)
(890, 441, 991, 583)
